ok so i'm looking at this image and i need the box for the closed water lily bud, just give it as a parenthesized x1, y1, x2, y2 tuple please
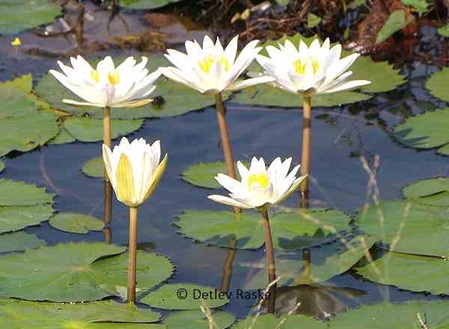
(102, 137, 168, 207)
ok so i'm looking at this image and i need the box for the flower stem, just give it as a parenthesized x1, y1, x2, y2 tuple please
(127, 206, 138, 303)
(214, 93, 241, 214)
(103, 180, 112, 243)
(103, 106, 112, 182)
(260, 209, 277, 313)
(300, 96, 312, 197)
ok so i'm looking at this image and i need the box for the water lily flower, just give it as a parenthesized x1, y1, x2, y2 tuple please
(208, 157, 307, 211)
(256, 38, 371, 96)
(50, 56, 160, 108)
(102, 137, 168, 208)
(159, 35, 273, 94)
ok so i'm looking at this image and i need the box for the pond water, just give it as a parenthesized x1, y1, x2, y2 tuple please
(0, 1, 448, 326)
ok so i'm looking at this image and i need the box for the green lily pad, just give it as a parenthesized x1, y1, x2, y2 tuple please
(119, 0, 182, 10)
(141, 283, 229, 310)
(438, 24, 449, 37)
(175, 209, 351, 250)
(233, 314, 326, 329)
(403, 177, 449, 207)
(35, 56, 227, 120)
(49, 212, 104, 234)
(426, 68, 449, 102)
(82, 156, 104, 178)
(392, 107, 449, 155)
(401, 0, 428, 13)
(0, 179, 54, 233)
(0, 299, 161, 329)
(0, 0, 62, 34)
(376, 10, 414, 44)
(0, 242, 174, 302)
(0, 161, 4, 174)
(356, 200, 449, 258)
(0, 74, 32, 93)
(163, 310, 235, 329)
(181, 161, 244, 189)
(330, 301, 449, 328)
(307, 13, 322, 28)
(0, 86, 36, 118)
(245, 235, 375, 289)
(0, 231, 45, 253)
(89, 325, 164, 329)
(355, 252, 449, 295)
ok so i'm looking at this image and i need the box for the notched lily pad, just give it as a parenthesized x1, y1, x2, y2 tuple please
(82, 156, 104, 178)
(49, 212, 104, 234)
(175, 209, 352, 250)
(426, 68, 449, 102)
(0, 179, 54, 233)
(0, 231, 45, 253)
(0, 242, 174, 302)
(141, 283, 229, 310)
(403, 177, 449, 207)
(392, 107, 449, 155)
(163, 310, 235, 329)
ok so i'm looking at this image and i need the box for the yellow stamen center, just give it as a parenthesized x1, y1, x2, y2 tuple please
(293, 57, 320, 75)
(294, 59, 306, 75)
(91, 69, 100, 83)
(116, 154, 135, 205)
(198, 55, 231, 73)
(108, 70, 120, 85)
(247, 173, 270, 190)
(217, 55, 231, 72)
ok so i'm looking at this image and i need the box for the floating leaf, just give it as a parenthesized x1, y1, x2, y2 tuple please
(119, 0, 182, 10)
(233, 314, 326, 329)
(355, 252, 449, 295)
(0, 0, 62, 34)
(82, 157, 104, 178)
(35, 56, 227, 120)
(0, 299, 161, 329)
(0, 74, 32, 93)
(49, 212, 104, 234)
(182, 161, 245, 189)
(0, 231, 45, 253)
(403, 177, 449, 207)
(141, 283, 229, 310)
(0, 242, 174, 301)
(275, 0, 290, 6)
(330, 301, 449, 328)
(163, 310, 235, 329)
(307, 13, 322, 28)
(426, 68, 449, 102)
(245, 235, 375, 289)
(376, 10, 414, 44)
(175, 209, 351, 250)
(0, 161, 4, 174)
(438, 24, 449, 37)
(392, 107, 449, 155)
(401, 0, 428, 13)
(0, 179, 54, 233)
(355, 200, 449, 258)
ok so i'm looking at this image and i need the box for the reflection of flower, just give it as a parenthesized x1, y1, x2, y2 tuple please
(102, 137, 167, 207)
(256, 38, 370, 96)
(50, 56, 160, 108)
(159, 35, 273, 94)
(208, 157, 306, 210)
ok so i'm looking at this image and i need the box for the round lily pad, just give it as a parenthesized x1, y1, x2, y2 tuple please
(181, 161, 242, 189)
(175, 209, 351, 250)
(35, 56, 227, 120)
(0, 0, 62, 34)
(403, 177, 449, 207)
(0, 161, 4, 174)
(49, 212, 104, 234)
(0, 231, 45, 253)
(392, 107, 449, 155)
(0, 299, 161, 329)
(1, 74, 33, 93)
(233, 314, 327, 329)
(355, 252, 449, 295)
(0, 242, 174, 302)
(0, 179, 54, 233)
(163, 310, 235, 329)
(141, 283, 229, 310)
(426, 68, 449, 102)
(245, 235, 375, 289)
(330, 301, 449, 328)
(355, 200, 449, 258)
(82, 156, 104, 178)
(119, 0, 182, 10)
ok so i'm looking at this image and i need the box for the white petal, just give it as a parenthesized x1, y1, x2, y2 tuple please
(207, 195, 251, 209)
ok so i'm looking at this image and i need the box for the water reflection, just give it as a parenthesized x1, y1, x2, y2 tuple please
(219, 236, 237, 292)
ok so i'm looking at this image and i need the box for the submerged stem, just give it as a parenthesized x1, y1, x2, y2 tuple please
(300, 96, 312, 196)
(214, 93, 241, 214)
(127, 206, 138, 303)
(260, 209, 277, 313)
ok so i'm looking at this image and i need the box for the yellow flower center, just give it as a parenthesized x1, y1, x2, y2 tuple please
(91, 69, 100, 83)
(198, 55, 230, 73)
(247, 173, 270, 190)
(293, 58, 320, 76)
(108, 70, 120, 85)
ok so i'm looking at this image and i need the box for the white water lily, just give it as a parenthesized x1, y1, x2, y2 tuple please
(256, 38, 371, 96)
(102, 137, 167, 207)
(159, 35, 273, 94)
(208, 157, 307, 210)
(50, 56, 160, 108)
